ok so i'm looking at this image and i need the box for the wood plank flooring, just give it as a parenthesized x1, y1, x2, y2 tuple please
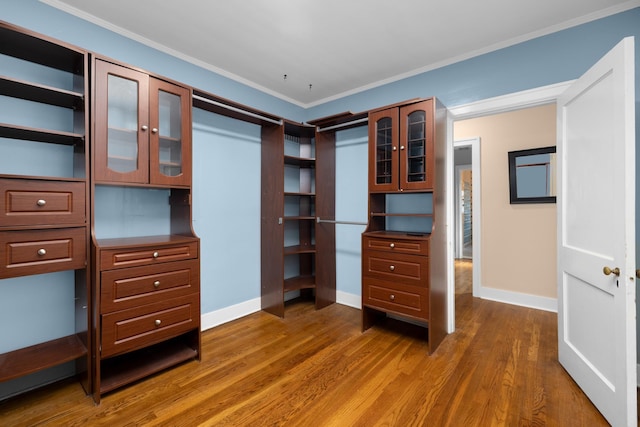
(0, 261, 611, 426)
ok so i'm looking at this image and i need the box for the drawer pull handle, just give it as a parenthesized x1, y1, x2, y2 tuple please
(389, 265, 395, 271)
(390, 294, 395, 301)
(152, 251, 159, 258)
(153, 280, 161, 288)
(155, 319, 161, 326)
(389, 243, 395, 249)
(36, 199, 46, 207)
(37, 248, 46, 256)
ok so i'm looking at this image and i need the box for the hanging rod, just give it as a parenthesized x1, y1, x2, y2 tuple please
(316, 217, 367, 226)
(316, 117, 368, 133)
(192, 94, 283, 126)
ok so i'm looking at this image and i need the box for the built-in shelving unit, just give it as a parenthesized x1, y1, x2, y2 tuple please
(0, 20, 91, 393)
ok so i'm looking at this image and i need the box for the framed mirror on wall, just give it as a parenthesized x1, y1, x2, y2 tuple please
(508, 146, 556, 204)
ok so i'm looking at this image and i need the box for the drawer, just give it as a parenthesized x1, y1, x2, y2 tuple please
(101, 259, 200, 313)
(0, 179, 85, 227)
(363, 235, 429, 256)
(363, 278, 429, 320)
(362, 250, 428, 287)
(0, 227, 86, 278)
(101, 293, 200, 358)
(100, 240, 198, 270)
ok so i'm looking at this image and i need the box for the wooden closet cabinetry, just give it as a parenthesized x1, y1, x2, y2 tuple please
(369, 100, 434, 193)
(362, 98, 448, 355)
(94, 59, 191, 187)
(91, 58, 200, 402)
(261, 121, 336, 317)
(0, 21, 91, 393)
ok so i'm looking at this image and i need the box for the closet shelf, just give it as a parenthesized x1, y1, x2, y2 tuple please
(0, 334, 87, 382)
(0, 76, 84, 108)
(0, 123, 84, 145)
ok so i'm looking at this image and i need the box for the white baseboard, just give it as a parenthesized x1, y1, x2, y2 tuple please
(201, 297, 261, 331)
(336, 290, 361, 309)
(200, 292, 362, 331)
(479, 286, 557, 313)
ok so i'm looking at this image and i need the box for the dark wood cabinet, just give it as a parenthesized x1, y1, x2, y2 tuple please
(94, 59, 191, 187)
(261, 121, 336, 317)
(362, 98, 448, 355)
(93, 236, 200, 398)
(369, 100, 435, 193)
(91, 59, 199, 402)
(0, 21, 91, 393)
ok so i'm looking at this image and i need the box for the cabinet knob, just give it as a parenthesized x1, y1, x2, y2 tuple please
(36, 199, 46, 207)
(37, 248, 46, 256)
(141, 125, 148, 131)
(153, 280, 161, 288)
(389, 265, 395, 271)
(153, 251, 159, 258)
(392, 146, 397, 151)
(152, 128, 158, 134)
(390, 294, 395, 301)
(400, 145, 405, 150)
(389, 243, 395, 249)
(154, 319, 161, 326)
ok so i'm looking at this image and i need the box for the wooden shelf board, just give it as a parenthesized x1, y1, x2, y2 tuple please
(100, 338, 198, 394)
(284, 192, 315, 197)
(283, 216, 315, 221)
(95, 234, 198, 250)
(0, 75, 84, 109)
(284, 244, 316, 255)
(284, 275, 316, 292)
(0, 334, 87, 382)
(0, 123, 84, 145)
(284, 155, 315, 168)
(370, 212, 434, 217)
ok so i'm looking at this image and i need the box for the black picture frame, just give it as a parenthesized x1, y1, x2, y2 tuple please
(508, 146, 556, 204)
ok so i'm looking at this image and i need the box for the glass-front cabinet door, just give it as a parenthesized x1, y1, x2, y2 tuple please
(368, 107, 399, 192)
(94, 60, 149, 184)
(399, 100, 434, 191)
(149, 78, 191, 187)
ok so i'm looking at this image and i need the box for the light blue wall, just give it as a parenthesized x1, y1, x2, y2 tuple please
(1, 1, 640, 397)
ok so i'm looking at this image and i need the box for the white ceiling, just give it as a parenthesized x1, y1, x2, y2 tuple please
(44, 0, 638, 107)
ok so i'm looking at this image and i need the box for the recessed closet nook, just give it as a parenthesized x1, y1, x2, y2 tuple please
(0, 21, 449, 403)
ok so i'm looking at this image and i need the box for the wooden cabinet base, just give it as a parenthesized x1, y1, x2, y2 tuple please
(98, 332, 199, 396)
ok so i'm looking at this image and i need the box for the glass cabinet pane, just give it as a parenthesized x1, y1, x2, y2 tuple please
(157, 90, 182, 177)
(376, 117, 393, 184)
(107, 75, 139, 173)
(406, 110, 426, 183)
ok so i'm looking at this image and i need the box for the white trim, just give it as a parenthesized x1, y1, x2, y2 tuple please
(454, 163, 472, 259)
(336, 291, 361, 309)
(201, 298, 260, 331)
(454, 138, 481, 298)
(450, 81, 574, 307)
(450, 81, 573, 120)
(480, 286, 558, 312)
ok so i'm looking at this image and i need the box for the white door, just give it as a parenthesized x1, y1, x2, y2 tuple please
(557, 37, 636, 426)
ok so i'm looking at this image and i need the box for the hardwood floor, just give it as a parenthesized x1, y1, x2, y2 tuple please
(0, 261, 610, 426)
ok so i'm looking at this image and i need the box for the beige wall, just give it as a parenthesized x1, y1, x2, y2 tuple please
(454, 104, 557, 299)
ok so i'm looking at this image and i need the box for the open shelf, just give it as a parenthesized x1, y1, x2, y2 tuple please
(0, 75, 84, 108)
(284, 275, 316, 292)
(99, 334, 198, 394)
(0, 334, 87, 382)
(284, 155, 315, 168)
(284, 244, 316, 255)
(0, 122, 84, 145)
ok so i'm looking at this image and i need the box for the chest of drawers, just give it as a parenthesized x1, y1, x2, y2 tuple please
(94, 235, 200, 399)
(362, 232, 430, 323)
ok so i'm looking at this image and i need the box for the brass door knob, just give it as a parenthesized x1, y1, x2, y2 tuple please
(603, 266, 620, 276)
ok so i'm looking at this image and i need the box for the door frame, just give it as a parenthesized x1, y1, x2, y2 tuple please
(453, 138, 481, 298)
(454, 162, 472, 259)
(445, 80, 573, 331)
